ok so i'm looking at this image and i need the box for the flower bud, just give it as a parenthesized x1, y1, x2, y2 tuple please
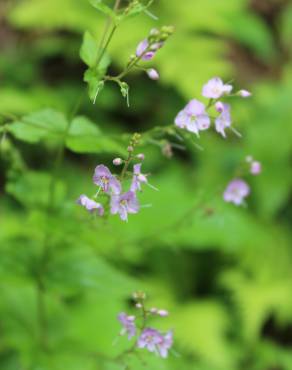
(136, 153, 145, 161)
(250, 161, 262, 175)
(113, 158, 123, 166)
(133, 291, 146, 301)
(147, 68, 159, 81)
(157, 309, 169, 317)
(150, 307, 158, 314)
(127, 146, 134, 153)
(150, 28, 159, 37)
(238, 89, 252, 98)
(135, 303, 142, 309)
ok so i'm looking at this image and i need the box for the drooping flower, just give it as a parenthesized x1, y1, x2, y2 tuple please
(147, 68, 160, 80)
(137, 328, 173, 358)
(110, 191, 139, 221)
(215, 102, 232, 138)
(250, 161, 262, 175)
(77, 195, 104, 215)
(175, 99, 210, 137)
(93, 165, 121, 194)
(223, 179, 250, 206)
(202, 77, 233, 99)
(130, 164, 157, 192)
(238, 89, 252, 98)
(117, 313, 136, 339)
(136, 39, 156, 61)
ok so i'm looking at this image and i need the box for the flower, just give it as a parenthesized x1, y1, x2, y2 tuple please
(137, 328, 173, 358)
(223, 179, 250, 206)
(77, 195, 104, 215)
(130, 164, 157, 192)
(175, 99, 210, 137)
(157, 331, 173, 358)
(215, 102, 232, 138)
(147, 68, 160, 80)
(202, 77, 233, 99)
(93, 165, 121, 194)
(136, 39, 156, 61)
(110, 191, 140, 221)
(238, 89, 252, 98)
(250, 161, 262, 175)
(117, 313, 136, 339)
(157, 309, 169, 317)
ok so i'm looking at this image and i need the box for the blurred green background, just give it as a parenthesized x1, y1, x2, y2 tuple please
(1, 0, 292, 369)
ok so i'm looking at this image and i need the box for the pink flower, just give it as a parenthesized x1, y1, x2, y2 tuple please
(136, 39, 155, 61)
(223, 179, 250, 206)
(93, 165, 121, 194)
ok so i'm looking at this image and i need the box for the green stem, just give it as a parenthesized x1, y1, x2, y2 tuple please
(95, 0, 121, 68)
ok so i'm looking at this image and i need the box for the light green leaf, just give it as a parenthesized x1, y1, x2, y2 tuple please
(80, 31, 99, 68)
(7, 109, 67, 143)
(66, 116, 125, 154)
(89, 0, 116, 19)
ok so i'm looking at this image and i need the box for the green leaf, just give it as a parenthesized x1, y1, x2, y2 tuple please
(89, 0, 116, 19)
(121, 0, 154, 20)
(80, 31, 99, 68)
(66, 116, 125, 154)
(7, 109, 67, 143)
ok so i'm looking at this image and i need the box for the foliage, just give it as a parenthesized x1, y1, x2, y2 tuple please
(1, 0, 292, 370)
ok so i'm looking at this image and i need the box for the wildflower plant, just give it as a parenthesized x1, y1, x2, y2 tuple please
(117, 292, 173, 359)
(0, 0, 267, 369)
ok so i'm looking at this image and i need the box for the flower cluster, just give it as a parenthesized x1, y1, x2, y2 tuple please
(77, 134, 157, 222)
(135, 26, 174, 81)
(117, 292, 173, 359)
(223, 155, 262, 206)
(175, 77, 251, 138)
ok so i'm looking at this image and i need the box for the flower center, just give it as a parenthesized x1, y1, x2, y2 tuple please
(120, 200, 128, 206)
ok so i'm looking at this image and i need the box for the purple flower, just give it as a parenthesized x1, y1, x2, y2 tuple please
(136, 39, 156, 61)
(215, 102, 232, 138)
(137, 328, 162, 354)
(93, 165, 121, 194)
(77, 195, 104, 215)
(202, 77, 233, 99)
(157, 331, 173, 358)
(110, 191, 139, 221)
(175, 99, 210, 137)
(117, 313, 136, 339)
(137, 328, 173, 358)
(250, 161, 261, 175)
(223, 179, 250, 206)
(130, 164, 157, 192)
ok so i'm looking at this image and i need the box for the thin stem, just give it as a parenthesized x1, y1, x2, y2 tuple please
(120, 152, 132, 181)
(95, 0, 121, 68)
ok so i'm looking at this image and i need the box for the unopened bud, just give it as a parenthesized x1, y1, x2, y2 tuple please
(147, 68, 159, 81)
(136, 303, 142, 309)
(150, 28, 159, 36)
(157, 309, 169, 317)
(150, 307, 158, 314)
(127, 145, 134, 152)
(113, 158, 123, 166)
(238, 89, 252, 98)
(133, 291, 146, 301)
(136, 153, 145, 161)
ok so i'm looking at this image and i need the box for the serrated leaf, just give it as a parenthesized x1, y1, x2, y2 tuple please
(7, 109, 67, 143)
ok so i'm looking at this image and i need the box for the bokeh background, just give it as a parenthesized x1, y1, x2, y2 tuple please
(1, 0, 292, 369)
